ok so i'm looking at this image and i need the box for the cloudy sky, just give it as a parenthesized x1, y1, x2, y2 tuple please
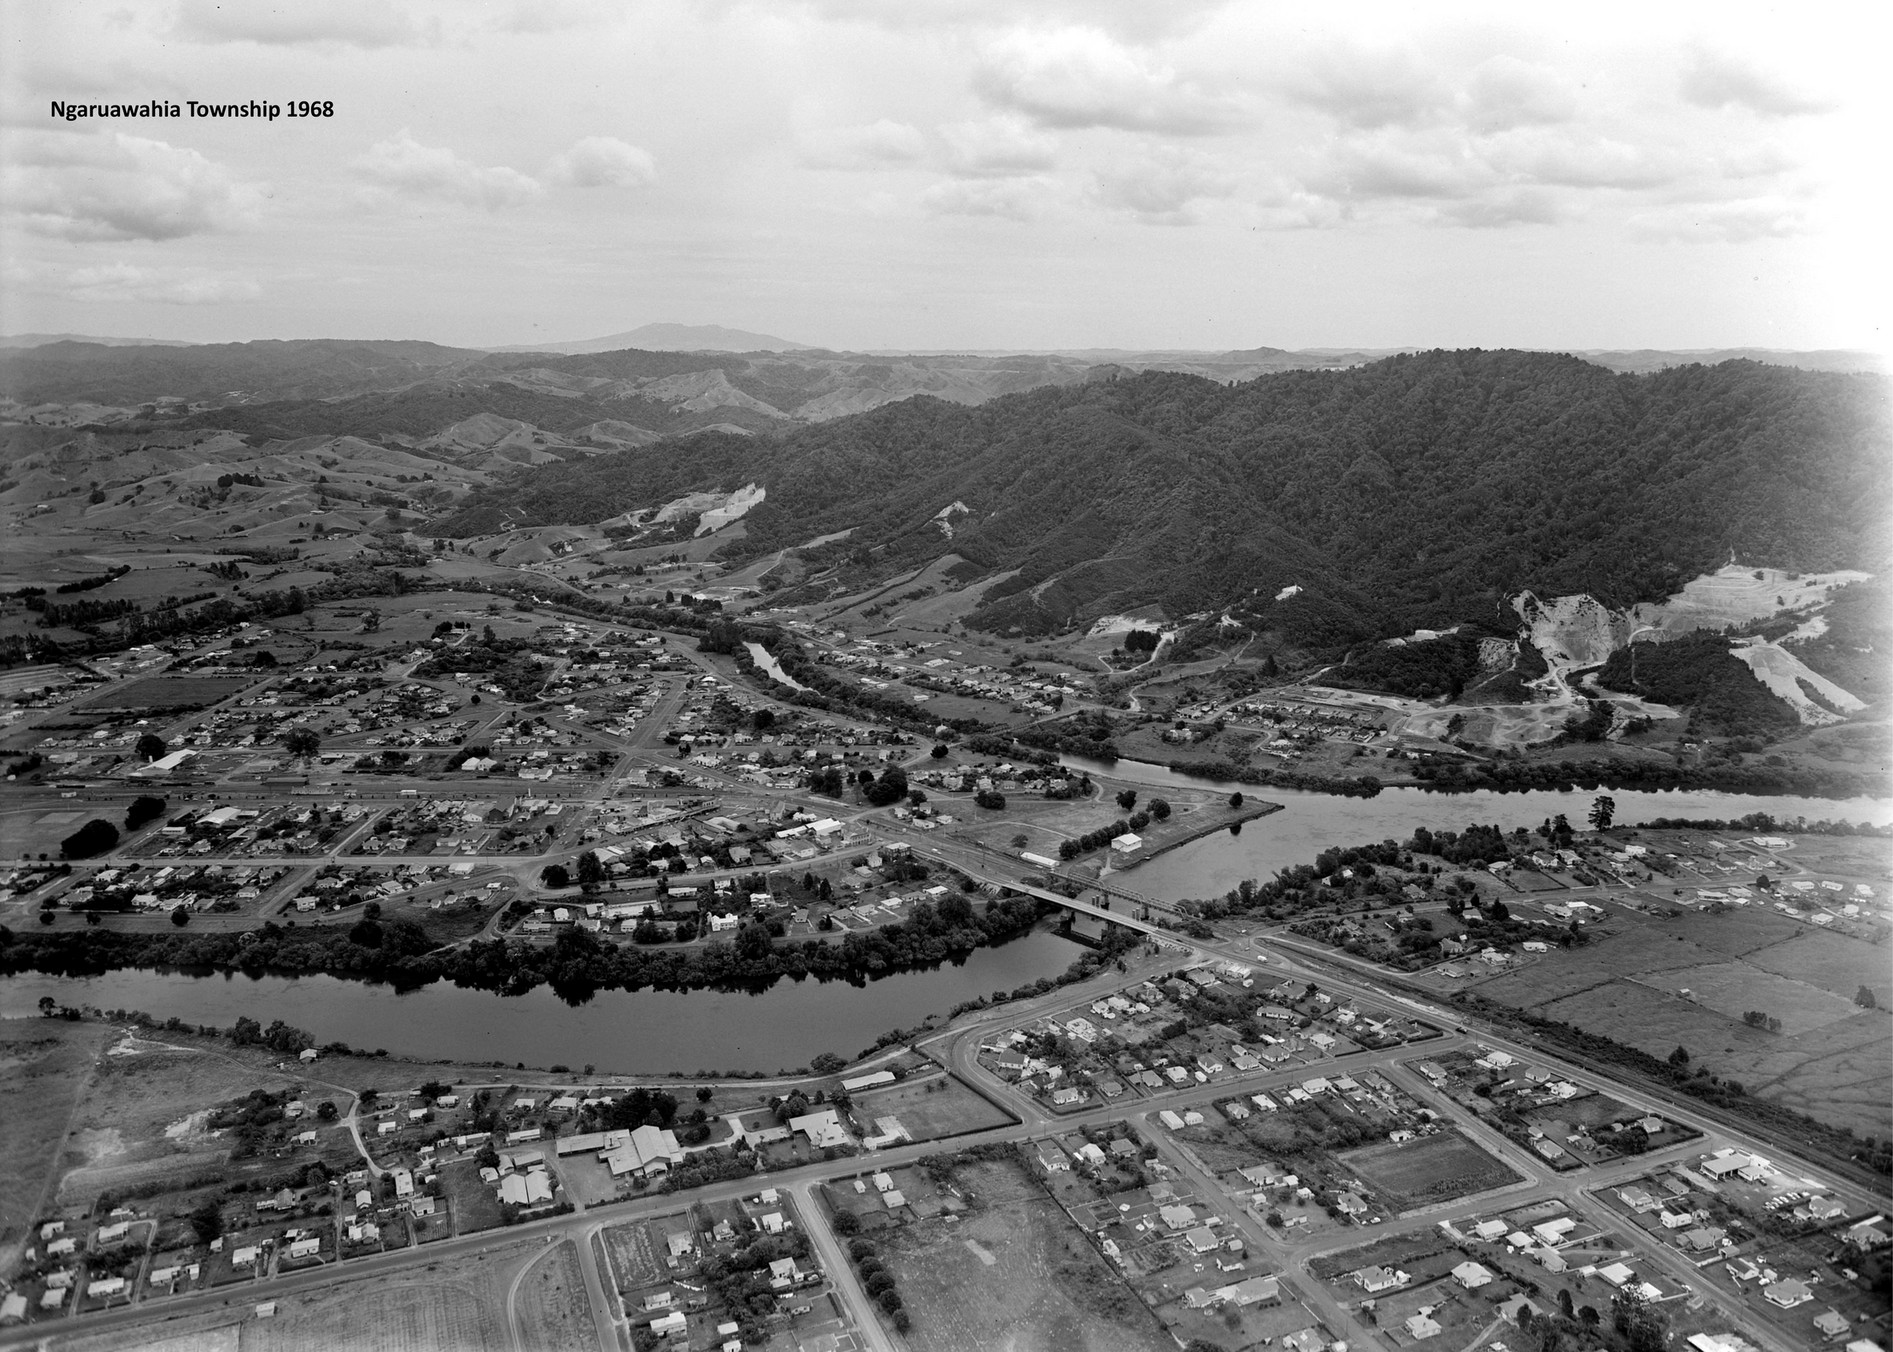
(1, 0, 1882, 351)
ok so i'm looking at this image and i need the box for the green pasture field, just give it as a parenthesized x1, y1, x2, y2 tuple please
(849, 1073, 1013, 1142)
(1334, 1129, 1522, 1210)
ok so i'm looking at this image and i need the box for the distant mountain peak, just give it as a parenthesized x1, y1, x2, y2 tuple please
(492, 323, 813, 355)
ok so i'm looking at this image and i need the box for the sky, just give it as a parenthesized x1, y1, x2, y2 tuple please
(1, 0, 1885, 352)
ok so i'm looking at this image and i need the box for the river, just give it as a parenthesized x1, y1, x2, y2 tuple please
(745, 643, 808, 693)
(0, 928, 1083, 1075)
(1061, 755, 1893, 903)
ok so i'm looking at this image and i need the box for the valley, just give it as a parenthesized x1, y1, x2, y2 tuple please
(0, 338, 1887, 1352)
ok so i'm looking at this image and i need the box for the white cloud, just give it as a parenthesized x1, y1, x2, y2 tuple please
(2, 133, 262, 241)
(62, 263, 262, 304)
(799, 119, 928, 170)
(1630, 196, 1815, 242)
(171, 0, 433, 48)
(1440, 189, 1563, 229)
(975, 27, 1237, 134)
(355, 132, 543, 209)
(546, 137, 656, 189)
(1680, 50, 1836, 117)
(1463, 56, 1578, 133)
(1482, 129, 1678, 191)
(940, 117, 1058, 177)
(1288, 42, 1448, 130)
(920, 176, 1051, 220)
(1090, 148, 1234, 223)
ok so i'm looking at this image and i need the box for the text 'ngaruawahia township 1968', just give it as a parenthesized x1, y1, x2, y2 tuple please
(49, 100, 334, 121)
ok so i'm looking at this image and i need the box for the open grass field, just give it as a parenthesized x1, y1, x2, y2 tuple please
(601, 1217, 666, 1292)
(1742, 928, 1893, 1006)
(1533, 978, 1891, 1136)
(850, 1073, 1013, 1142)
(1638, 962, 1860, 1035)
(873, 1155, 1171, 1352)
(0, 1019, 104, 1261)
(511, 1238, 597, 1352)
(51, 1040, 312, 1206)
(51, 1243, 536, 1352)
(1336, 1130, 1522, 1211)
(1465, 902, 1893, 1136)
(77, 675, 257, 710)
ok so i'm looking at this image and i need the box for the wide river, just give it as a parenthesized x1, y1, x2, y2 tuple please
(6, 768, 1886, 1071)
(0, 929, 1084, 1076)
(1060, 755, 1893, 903)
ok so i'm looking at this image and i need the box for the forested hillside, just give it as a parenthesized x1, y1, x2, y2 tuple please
(433, 351, 1891, 645)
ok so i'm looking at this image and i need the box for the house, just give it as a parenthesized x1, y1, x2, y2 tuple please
(1035, 1142, 1071, 1173)
(1405, 1312, 1443, 1340)
(1845, 1216, 1892, 1250)
(1335, 1192, 1368, 1219)
(1453, 1261, 1495, 1290)
(788, 1109, 849, 1149)
(1813, 1312, 1851, 1342)
(1222, 1275, 1280, 1307)
(1356, 1266, 1408, 1293)
(1618, 1185, 1659, 1212)
(1680, 1226, 1727, 1253)
(649, 1309, 687, 1339)
(1159, 1204, 1197, 1231)
(1532, 1217, 1576, 1246)
(1596, 1262, 1636, 1288)
(1473, 1219, 1508, 1241)
(1701, 1153, 1755, 1180)
(1763, 1279, 1812, 1308)
(1185, 1226, 1221, 1254)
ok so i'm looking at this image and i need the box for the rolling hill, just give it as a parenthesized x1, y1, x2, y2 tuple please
(432, 350, 1891, 650)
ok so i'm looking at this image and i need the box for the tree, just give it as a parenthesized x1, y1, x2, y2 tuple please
(188, 1201, 223, 1245)
(541, 864, 572, 889)
(282, 726, 321, 761)
(316, 1100, 339, 1122)
(1667, 1045, 1689, 1066)
(125, 795, 167, 830)
(864, 765, 909, 806)
(930, 743, 949, 759)
(134, 732, 167, 762)
(831, 1210, 860, 1236)
(171, 905, 191, 927)
(61, 819, 119, 859)
(1116, 789, 1138, 811)
(1228, 792, 1243, 808)
(809, 1052, 847, 1075)
(1857, 985, 1878, 1009)
(974, 789, 1006, 810)
(1588, 794, 1616, 831)
(1148, 798, 1171, 821)
(575, 851, 605, 890)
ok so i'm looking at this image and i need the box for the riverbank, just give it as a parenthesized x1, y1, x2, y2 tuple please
(1154, 750, 1888, 801)
(2, 921, 1139, 1078)
(1117, 799, 1282, 870)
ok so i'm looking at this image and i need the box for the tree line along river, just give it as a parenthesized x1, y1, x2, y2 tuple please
(4, 773, 1886, 1073)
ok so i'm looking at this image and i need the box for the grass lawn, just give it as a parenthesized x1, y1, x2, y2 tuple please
(438, 1159, 506, 1234)
(850, 1073, 1012, 1142)
(1336, 1130, 1522, 1211)
(511, 1239, 596, 1352)
(874, 1158, 1171, 1352)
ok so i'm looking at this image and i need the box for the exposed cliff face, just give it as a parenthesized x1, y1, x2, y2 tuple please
(1512, 591, 1633, 673)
